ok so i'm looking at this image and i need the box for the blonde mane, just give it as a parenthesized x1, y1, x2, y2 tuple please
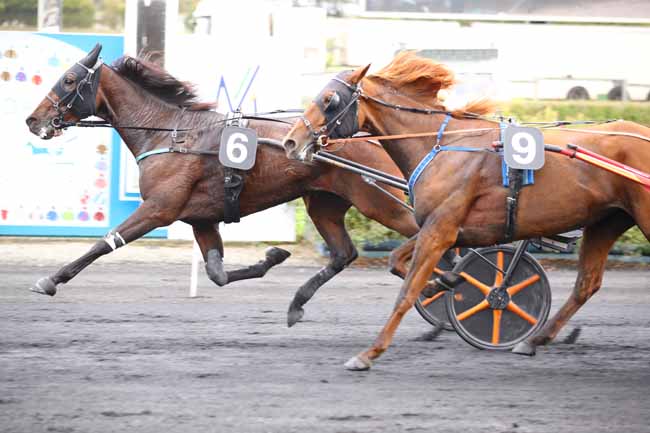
(368, 52, 495, 117)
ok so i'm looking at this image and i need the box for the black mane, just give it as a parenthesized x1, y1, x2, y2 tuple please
(111, 56, 207, 108)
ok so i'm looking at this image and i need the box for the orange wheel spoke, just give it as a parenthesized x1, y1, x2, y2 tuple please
(421, 291, 445, 307)
(494, 251, 504, 287)
(506, 301, 538, 325)
(506, 274, 541, 297)
(456, 300, 489, 321)
(432, 267, 445, 276)
(458, 272, 491, 296)
(492, 309, 502, 344)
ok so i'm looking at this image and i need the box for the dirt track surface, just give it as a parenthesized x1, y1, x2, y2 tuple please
(1, 240, 649, 433)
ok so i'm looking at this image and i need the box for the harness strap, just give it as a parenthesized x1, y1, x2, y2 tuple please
(407, 115, 487, 203)
(223, 167, 244, 224)
(504, 168, 523, 243)
(171, 106, 188, 144)
(135, 146, 220, 163)
(222, 111, 246, 224)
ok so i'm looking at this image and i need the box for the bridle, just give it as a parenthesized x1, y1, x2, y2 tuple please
(46, 58, 103, 129)
(301, 72, 488, 154)
(300, 75, 363, 147)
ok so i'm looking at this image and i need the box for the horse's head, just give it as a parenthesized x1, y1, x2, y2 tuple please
(26, 43, 103, 140)
(283, 64, 370, 160)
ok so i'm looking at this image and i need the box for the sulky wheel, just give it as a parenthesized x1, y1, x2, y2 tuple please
(414, 248, 464, 331)
(445, 245, 551, 350)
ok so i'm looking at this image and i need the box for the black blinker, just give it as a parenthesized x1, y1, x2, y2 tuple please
(325, 91, 341, 112)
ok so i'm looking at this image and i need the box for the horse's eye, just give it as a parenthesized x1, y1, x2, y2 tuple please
(324, 91, 341, 112)
(64, 78, 74, 85)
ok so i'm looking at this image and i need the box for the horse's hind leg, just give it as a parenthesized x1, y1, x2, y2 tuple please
(513, 211, 634, 356)
(193, 223, 291, 287)
(287, 192, 357, 327)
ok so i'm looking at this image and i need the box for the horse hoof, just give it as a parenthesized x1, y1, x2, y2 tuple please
(512, 341, 536, 356)
(344, 355, 372, 371)
(287, 307, 304, 328)
(30, 277, 57, 296)
(265, 247, 291, 266)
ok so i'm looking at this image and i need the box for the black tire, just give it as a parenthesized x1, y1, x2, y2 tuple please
(445, 246, 551, 350)
(567, 86, 590, 100)
(414, 249, 460, 331)
(607, 86, 630, 101)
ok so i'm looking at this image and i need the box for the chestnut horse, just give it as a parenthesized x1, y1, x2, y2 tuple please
(283, 52, 650, 370)
(25, 44, 420, 327)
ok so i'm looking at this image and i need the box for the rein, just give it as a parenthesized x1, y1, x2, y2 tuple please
(55, 113, 295, 132)
(319, 127, 500, 147)
(310, 75, 641, 150)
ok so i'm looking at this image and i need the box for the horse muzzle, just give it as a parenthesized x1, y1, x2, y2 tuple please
(26, 118, 59, 140)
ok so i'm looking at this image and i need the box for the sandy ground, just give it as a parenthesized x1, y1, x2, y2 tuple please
(0, 239, 649, 433)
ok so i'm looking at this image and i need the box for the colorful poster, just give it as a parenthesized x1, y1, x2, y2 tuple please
(0, 32, 150, 237)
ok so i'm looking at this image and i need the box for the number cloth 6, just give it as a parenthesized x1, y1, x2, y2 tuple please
(219, 126, 258, 170)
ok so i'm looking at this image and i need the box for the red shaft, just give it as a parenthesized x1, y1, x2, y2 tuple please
(559, 148, 650, 190)
(571, 145, 650, 180)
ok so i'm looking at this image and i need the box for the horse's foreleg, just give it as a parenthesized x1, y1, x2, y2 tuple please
(388, 236, 457, 297)
(388, 236, 416, 278)
(345, 209, 460, 370)
(287, 193, 357, 327)
(31, 200, 180, 296)
(513, 212, 634, 356)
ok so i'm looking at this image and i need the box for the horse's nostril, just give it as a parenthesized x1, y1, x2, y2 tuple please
(26, 116, 37, 127)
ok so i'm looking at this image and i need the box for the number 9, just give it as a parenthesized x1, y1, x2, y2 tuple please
(511, 132, 536, 165)
(227, 132, 248, 163)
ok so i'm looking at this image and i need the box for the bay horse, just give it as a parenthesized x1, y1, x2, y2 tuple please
(25, 44, 420, 327)
(283, 52, 650, 370)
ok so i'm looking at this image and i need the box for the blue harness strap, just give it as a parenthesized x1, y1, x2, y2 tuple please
(407, 115, 484, 203)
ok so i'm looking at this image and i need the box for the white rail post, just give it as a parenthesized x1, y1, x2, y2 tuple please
(189, 240, 201, 297)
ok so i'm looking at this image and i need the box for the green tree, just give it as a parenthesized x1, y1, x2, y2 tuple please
(100, 0, 125, 30)
(179, 0, 200, 32)
(0, 0, 38, 26)
(62, 0, 95, 29)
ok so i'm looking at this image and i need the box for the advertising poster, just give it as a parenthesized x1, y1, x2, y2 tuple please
(0, 32, 158, 237)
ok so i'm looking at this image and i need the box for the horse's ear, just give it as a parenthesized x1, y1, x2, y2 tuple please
(348, 64, 371, 85)
(81, 43, 103, 67)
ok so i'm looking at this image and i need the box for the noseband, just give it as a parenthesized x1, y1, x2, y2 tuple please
(46, 58, 103, 128)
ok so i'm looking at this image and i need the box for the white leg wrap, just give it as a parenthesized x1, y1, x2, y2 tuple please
(104, 231, 126, 251)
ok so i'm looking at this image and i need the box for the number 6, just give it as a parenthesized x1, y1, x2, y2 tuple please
(227, 132, 248, 163)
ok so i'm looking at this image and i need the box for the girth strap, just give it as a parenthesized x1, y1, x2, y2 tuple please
(498, 121, 533, 242)
(223, 166, 244, 224)
(504, 168, 523, 243)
